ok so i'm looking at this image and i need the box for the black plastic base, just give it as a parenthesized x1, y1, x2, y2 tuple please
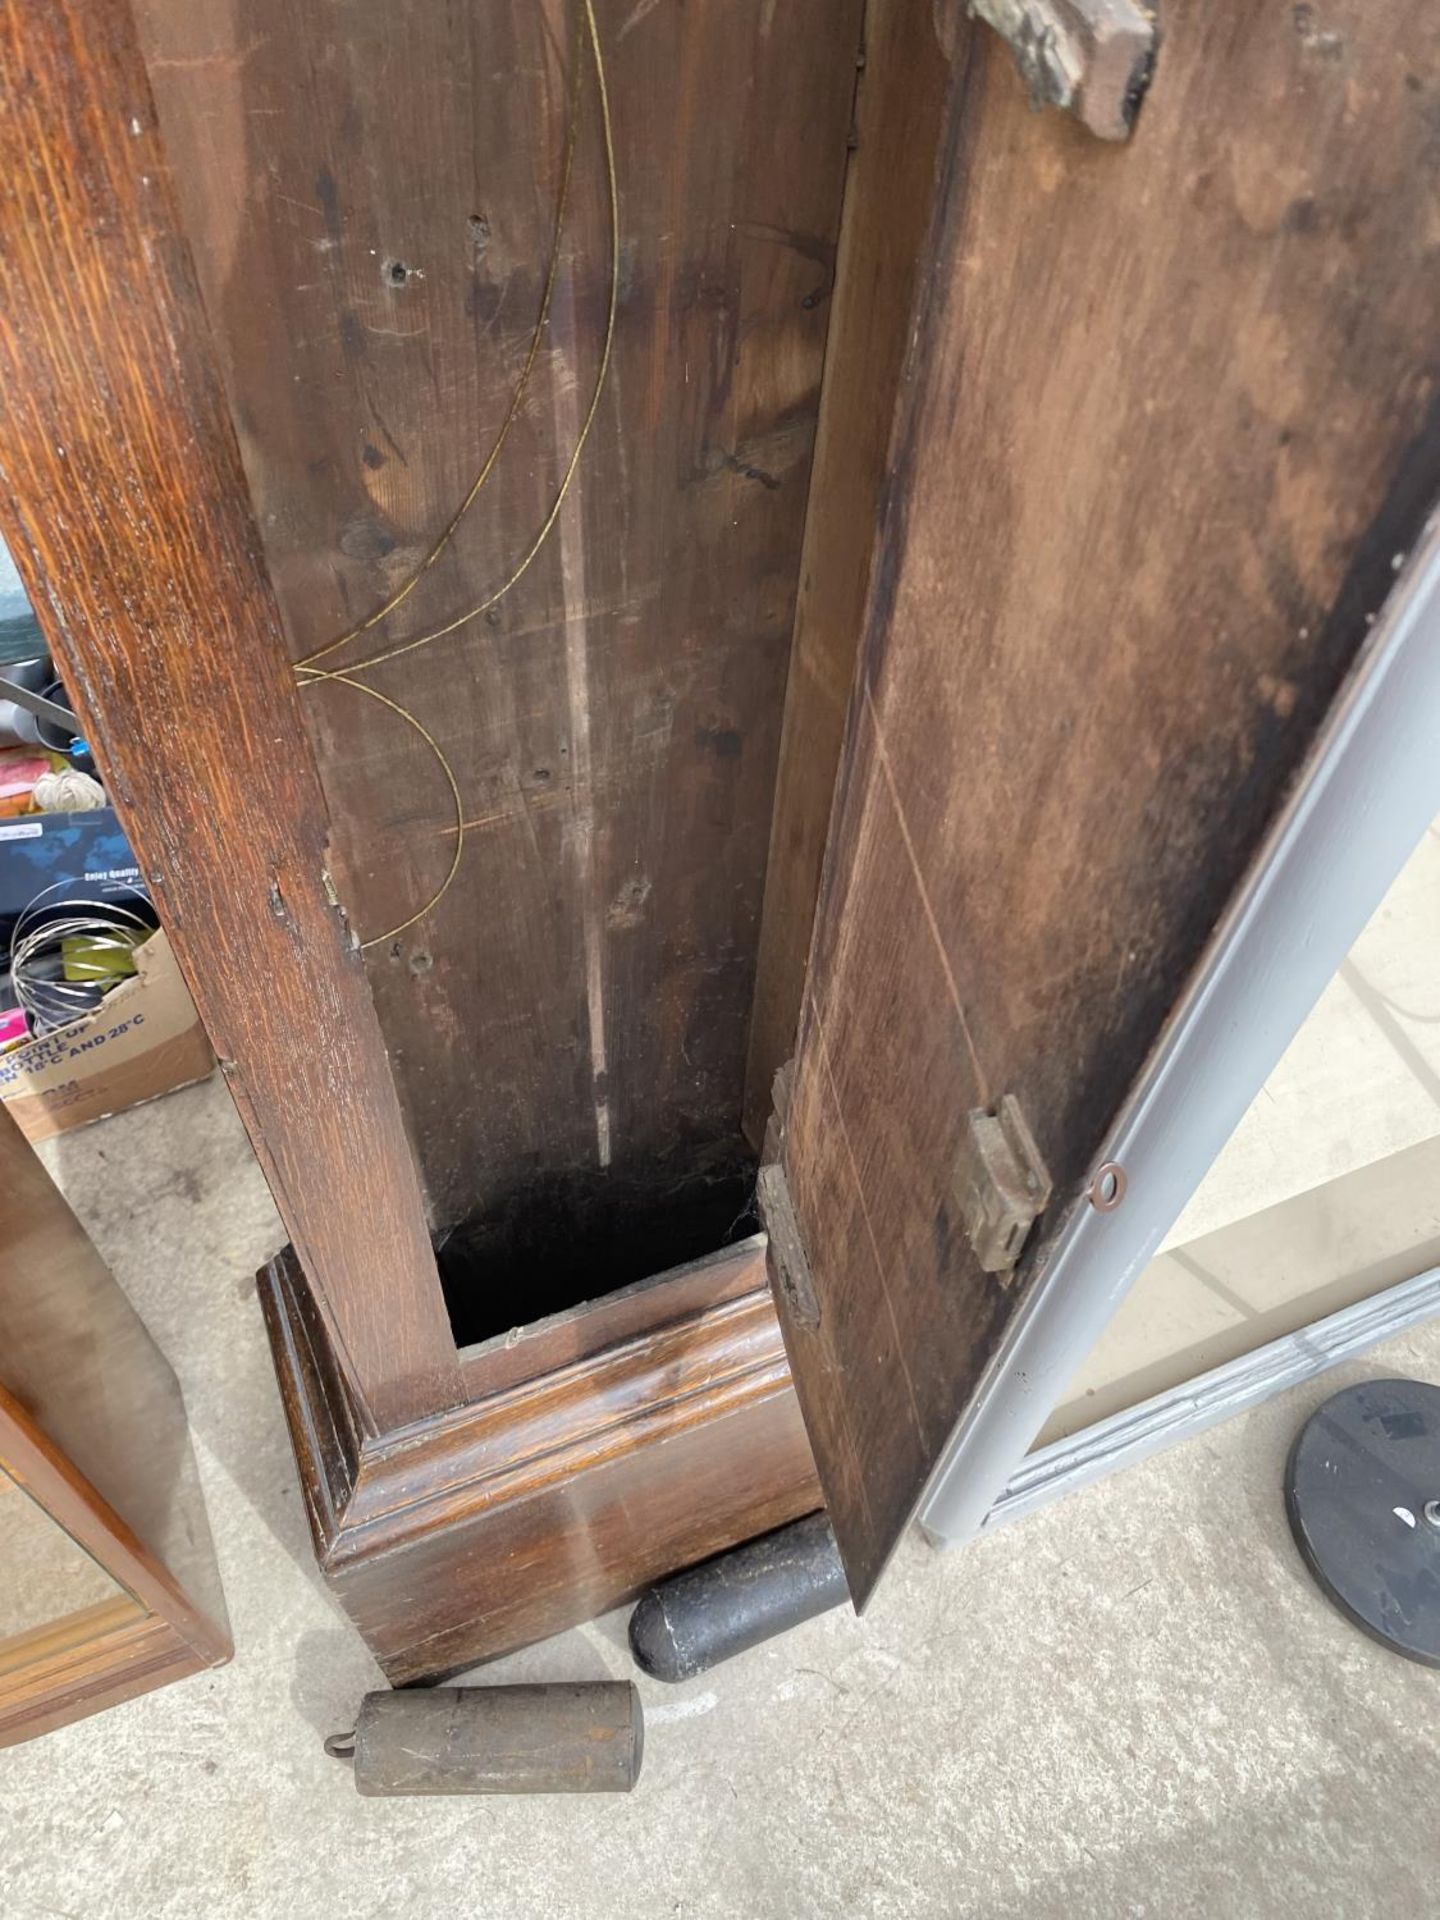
(1286, 1377, 1440, 1666)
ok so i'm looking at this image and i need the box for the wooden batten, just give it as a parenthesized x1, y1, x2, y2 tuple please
(0, 1378, 230, 1748)
(0, 1605, 217, 1751)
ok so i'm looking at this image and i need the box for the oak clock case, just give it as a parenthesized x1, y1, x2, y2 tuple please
(0, 0, 1433, 1681)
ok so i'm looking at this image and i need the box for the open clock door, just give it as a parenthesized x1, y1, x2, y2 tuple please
(758, 0, 1440, 1605)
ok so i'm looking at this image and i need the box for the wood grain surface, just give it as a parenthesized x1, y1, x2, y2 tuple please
(743, 0, 956, 1146)
(777, 0, 1440, 1600)
(0, 1600, 212, 1750)
(261, 1235, 821, 1679)
(138, 0, 864, 1237)
(456, 1233, 771, 1398)
(0, 0, 458, 1430)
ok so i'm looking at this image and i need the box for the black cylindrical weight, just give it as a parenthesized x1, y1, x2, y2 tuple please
(629, 1510, 849, 1682)
(331, 1683, 643, 1796)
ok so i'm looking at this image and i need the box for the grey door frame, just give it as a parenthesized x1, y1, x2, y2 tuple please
(919, 509, 1440, 1549)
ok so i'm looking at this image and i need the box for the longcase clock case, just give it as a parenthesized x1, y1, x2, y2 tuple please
(0, 0, 1434, 1676)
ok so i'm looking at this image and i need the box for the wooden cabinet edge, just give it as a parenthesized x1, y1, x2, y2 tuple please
(0, 1612, 224, 1751)
(0, 0, 459, 1436)
(258, 1241, 821, 1679)
(0, 1384, 232, 1670)
(0, 1387, 230, 1747)
(741, 0, 966, 1146)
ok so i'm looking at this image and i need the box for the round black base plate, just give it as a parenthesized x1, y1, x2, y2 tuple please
(1286, 1377, 1440, 1666)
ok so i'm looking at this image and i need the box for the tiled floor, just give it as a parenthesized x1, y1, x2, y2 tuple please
(3, 1072, 1439, 1919)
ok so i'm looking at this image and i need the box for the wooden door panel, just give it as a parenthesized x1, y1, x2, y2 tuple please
(772, 0, 1440, 1600)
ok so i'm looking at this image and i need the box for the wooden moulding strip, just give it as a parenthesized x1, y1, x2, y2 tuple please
(258, 1234, 822, 1677)
(339, 1293, 793, 1564)
(0, 1612, 205, 1749)
(260, 1236, 797, 1567)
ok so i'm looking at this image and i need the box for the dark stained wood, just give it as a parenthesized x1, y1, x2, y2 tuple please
(775, 0, 1440, 1600)
(744, 0, 958, 1146)
(0, 1102, 229, 1746)
(457, 1234, 770, 1399)
(138, 0, 865, 1233)
(0, 0, 458, 1430)
(260, 1235, 820, 1680)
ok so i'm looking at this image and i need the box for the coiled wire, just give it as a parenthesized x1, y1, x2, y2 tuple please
(9, 884, 155, 1034)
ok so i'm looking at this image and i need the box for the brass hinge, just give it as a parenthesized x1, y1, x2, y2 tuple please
(955, 1094, 1053, 1280)
(970, 0, 1160, 142)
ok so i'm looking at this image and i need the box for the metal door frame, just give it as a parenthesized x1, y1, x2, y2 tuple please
(920, 509, 1440, 1548)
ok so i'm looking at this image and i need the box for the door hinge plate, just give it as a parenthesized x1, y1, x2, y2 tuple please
(955, 1093, 1053, 1280)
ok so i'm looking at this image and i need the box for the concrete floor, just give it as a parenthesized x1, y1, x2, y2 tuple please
(4, 1073, 1439, 1918)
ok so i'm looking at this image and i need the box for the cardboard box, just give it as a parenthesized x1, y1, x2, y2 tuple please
(0, 807, 144, 943)
(0, 931, 213, 1142)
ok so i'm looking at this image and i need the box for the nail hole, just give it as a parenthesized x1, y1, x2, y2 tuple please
(385, 259, 410, 286)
